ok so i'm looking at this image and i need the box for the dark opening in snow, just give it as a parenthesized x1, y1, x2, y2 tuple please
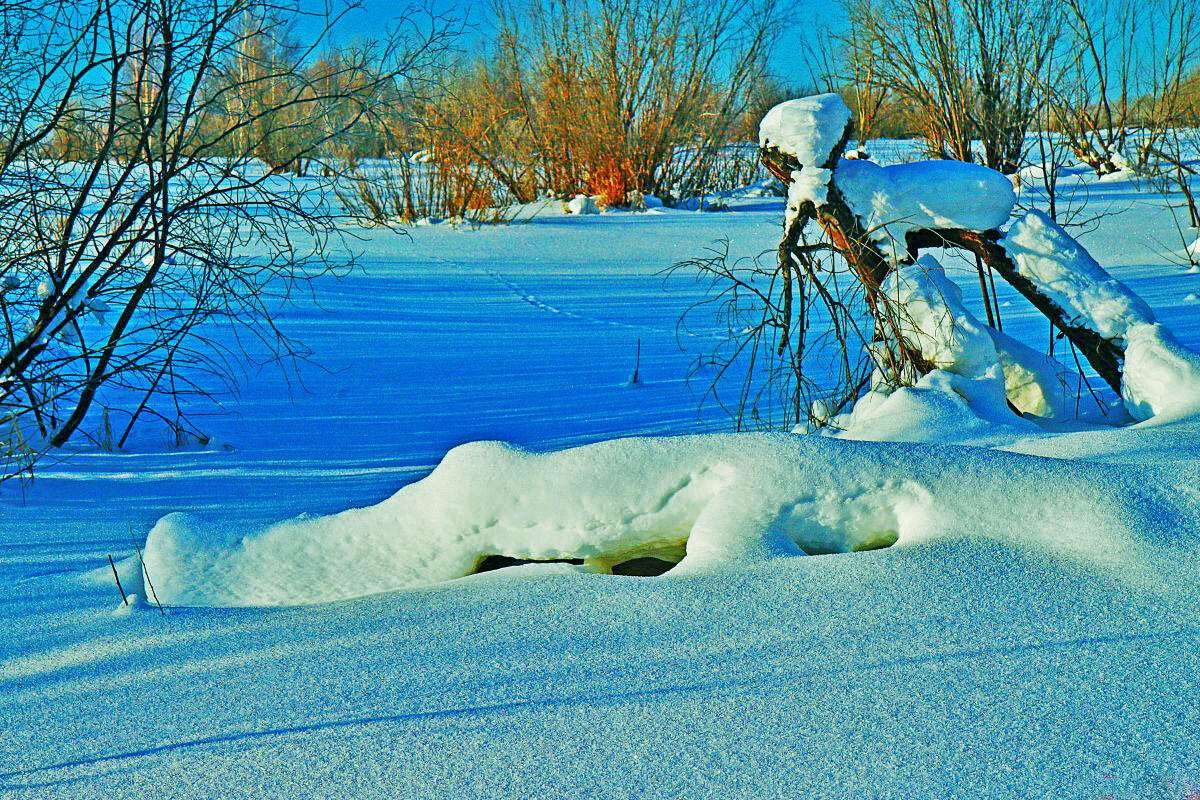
(610, 557, 677, 576)
(472, 553, 681, 577)
(475, 555, 585, 573)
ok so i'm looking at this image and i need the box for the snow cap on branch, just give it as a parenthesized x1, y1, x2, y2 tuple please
(836, 159, 1016, 254)
(759, 93, 852, 167)
(760, 94, 852, 217)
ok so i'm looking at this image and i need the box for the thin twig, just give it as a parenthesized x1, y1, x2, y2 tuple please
(129, 524, 165, 616)
(108, 554, 127, 606)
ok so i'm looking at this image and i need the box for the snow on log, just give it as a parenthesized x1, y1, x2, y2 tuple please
(758, 94, 853, 176)
(837, 159, 1016, 256)
(904, 227, 1128, 393)
(995, 210, 1200, 419)
(1000, 210, 1154, 341)
(757, 93, 1200, 423)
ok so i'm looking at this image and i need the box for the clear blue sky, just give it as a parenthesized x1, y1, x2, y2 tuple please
(293, 0, 828, 88)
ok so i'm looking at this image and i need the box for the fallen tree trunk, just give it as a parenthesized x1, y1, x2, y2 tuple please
(904, 228, 1124, 393)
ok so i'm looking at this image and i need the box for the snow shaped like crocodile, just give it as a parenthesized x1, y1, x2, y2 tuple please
(142, 433, 1195, 606)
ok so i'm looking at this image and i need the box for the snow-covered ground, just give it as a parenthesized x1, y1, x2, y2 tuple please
(3, 146, 1200, 798)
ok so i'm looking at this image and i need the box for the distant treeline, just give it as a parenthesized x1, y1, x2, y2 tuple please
(44, 0, 1200, 218)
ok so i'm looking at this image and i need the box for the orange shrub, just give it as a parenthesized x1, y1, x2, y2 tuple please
(587, 156, 635, 207)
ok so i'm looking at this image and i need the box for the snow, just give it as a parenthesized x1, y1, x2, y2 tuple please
(1001, 209, 1155, 340)
(987, 327, 1073, 420)
(758, 94, 851, 167)
(566, 194, 600, 215)
(1122, 322, 1200, 422)
(759, 94, 850, 213)
(828, 369, 1030, 444)
(995, 209, 1200, 421)
(836, 159, 1016, 256)
(785, 166, 833, 221)
(6, 136, 1200, 799)
(839, 255, 1072, 429)
(147, 420, 1196, 606)
(884, 255, 1001, 379)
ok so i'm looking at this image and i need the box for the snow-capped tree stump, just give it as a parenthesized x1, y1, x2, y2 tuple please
(760, 96, 1126, 395)
(762, 134, 892, 294)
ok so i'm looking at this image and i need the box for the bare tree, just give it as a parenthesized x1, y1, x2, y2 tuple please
(846, 0, 1057, 172)
(0, 0, 456, 480)
(1130, 0, 1200, 227)
(1049, 0, 1136, 176)
(805, 24, 893, 149)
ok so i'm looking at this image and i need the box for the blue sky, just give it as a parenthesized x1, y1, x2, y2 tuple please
(293, 0, 829, 87)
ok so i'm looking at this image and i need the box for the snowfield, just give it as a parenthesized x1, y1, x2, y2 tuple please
(4, 144, 1200, 798)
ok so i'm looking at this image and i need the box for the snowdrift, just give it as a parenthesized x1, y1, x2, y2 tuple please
(143, 433, 1198, 607)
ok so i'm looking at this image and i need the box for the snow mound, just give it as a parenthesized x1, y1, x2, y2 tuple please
(836, 159, 1015, 254)
(829, 370, 1027, 444)
(1001, 210, 1154, 340)
(143, 433, 1190, 607)
(987, 327, 1072, 419)
(759, 94, 851, 214)
(566, 194, 601, 215)
(825, 251, 1131, 438)
(886, 255, 1000, 378)
(867, 256, 1071, 420)
(1122, 323, 1200, 422)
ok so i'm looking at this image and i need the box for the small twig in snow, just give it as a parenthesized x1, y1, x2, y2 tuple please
(129, 525, 165, 617)
(108, 554, 127, 606)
